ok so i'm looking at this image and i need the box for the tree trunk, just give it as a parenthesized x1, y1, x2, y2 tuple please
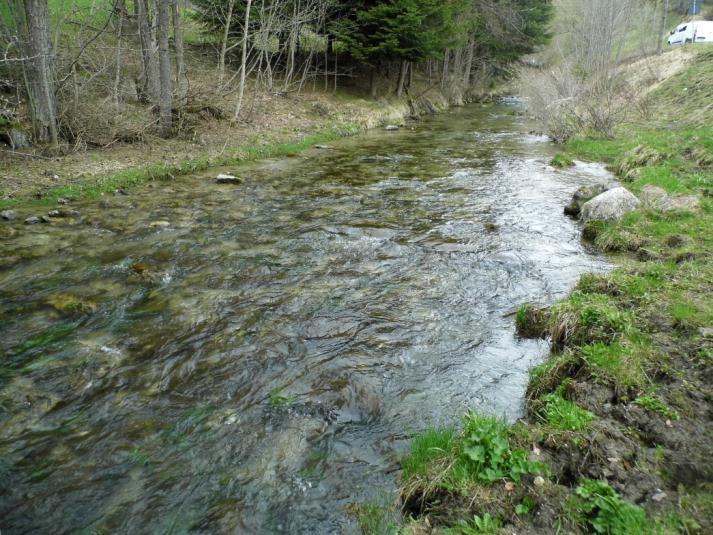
(22, 0, 58, 146)
(217, 0, 235, 87)
(234, 0, 252, 120)
(396, 59, 408, 97)
(171, 0, 187, 103)
(157, 0, 172, 137)
(441, 49, 450, 88)
(113, 0, 125, 112)
(657, 0, 670, 55)
(463, 40, 475, 87)
(369, 66, 377, 98)
(138, 0, 159, 101)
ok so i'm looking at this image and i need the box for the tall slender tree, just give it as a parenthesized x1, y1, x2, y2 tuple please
(138, 0, 160, 102)
(157, 0, 173, 136)
(17, 0, 59, 145)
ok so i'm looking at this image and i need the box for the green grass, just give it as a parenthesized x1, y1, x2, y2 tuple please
(634, 394, 679, 420)
(541, 392, 594, 432)
(401, 427, 458, 479)
(447, 513, 502, 534)
(0, 124, 361, 210)
(568, 480, 652, 535)
(268, 388, 293, 407)
(547, 291, 637, 348)
(351, 500, 399, 535)
(402, 414, 544, 498)
(579, 341, 648, 389)
(551, 153, 575, 168)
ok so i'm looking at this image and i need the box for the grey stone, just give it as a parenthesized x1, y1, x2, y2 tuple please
(314, 144, 332, 150)
(24, 216, 41, 225)
(385, 125, 399, 131)
(651, 491, 667, 502)
(48, 209, 78, 218)
(1, 210, 17, 220)
(663, 195, 699, 212)
(640, 185, 699, 212)
(640, 185, 668, 208)
(564, 183, 611, 218)
(215, 174, 242, 184)
(9, 128, 30, 149)
(581, 187, 641, 223)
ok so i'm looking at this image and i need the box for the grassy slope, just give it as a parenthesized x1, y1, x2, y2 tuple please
(389, 49, 713, 535)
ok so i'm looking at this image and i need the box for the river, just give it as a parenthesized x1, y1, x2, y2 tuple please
(0, 100, 611, 533)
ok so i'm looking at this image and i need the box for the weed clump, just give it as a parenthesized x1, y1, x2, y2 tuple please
(540, 392, 594, 432)
(551, 153, 575, 168)
(449, 512, 502, 533)
(527, 352, 581, 402)
(634, 394, 679, 420)
(401, 414, 544, 518)
(570, 480, 650, 534)
(515, 304, 549, 339)
(615, 145, 664, 180)
(548, 292, 636, 349)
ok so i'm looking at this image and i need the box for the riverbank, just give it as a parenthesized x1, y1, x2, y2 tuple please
(0, 85, 469, 211)
(395, 51, 713, 534)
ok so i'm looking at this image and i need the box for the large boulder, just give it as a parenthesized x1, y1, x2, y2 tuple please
(564, 183, 612, 218)
(581, 187, 641, 223)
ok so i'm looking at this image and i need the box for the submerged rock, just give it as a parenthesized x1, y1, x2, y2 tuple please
(47, 209, 79, 218)
(215, 174, 242, 184)
(24, 216, 42, 225)
(314, 144, 332, 150)
(149, 220, 170, 228)
(47, 293, 97, 316)
(385, 125, 400, 131)
(1, 209, 17, 220)
(564, 183, 611, 218)
(581, 187, 641, 223)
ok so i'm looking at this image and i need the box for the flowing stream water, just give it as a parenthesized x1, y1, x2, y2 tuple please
(0, 101, 612, 533)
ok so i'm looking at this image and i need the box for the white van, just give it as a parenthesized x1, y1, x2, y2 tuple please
(668, 21, 713, 45)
